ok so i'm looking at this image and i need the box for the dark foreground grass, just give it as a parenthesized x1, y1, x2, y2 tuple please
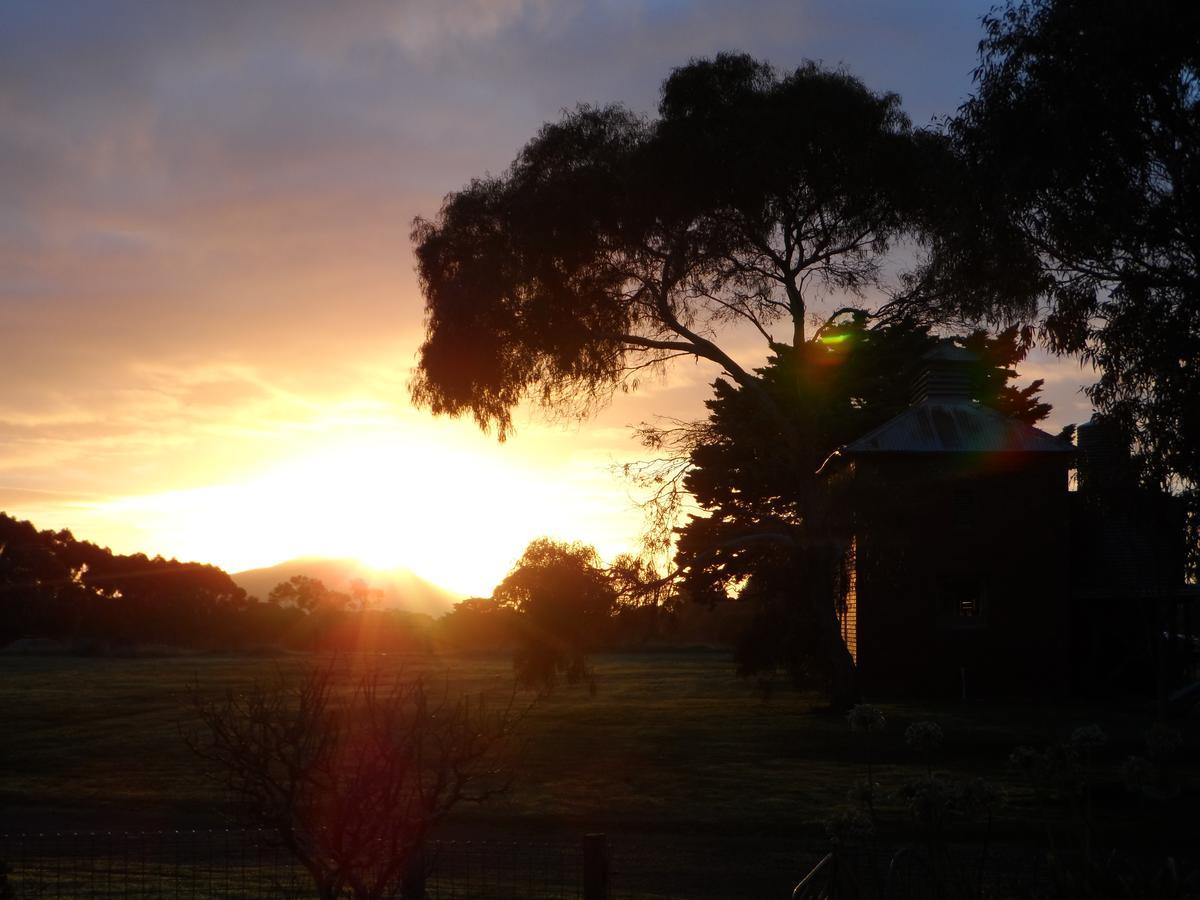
(0, 651, 1195, 895)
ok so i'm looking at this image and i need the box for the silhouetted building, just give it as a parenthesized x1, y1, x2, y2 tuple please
(821, 342, 1194, 699)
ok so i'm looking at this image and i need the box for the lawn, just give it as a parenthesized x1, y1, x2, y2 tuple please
(0, 650, 1195, 896)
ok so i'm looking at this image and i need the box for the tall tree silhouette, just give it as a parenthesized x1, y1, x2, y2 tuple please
(493, 538, 616, 691)
(412, 55, 959, 706)
(945, 0, 1199, 513)
(411, 54, 946, 440)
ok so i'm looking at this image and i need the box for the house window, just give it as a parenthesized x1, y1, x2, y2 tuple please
(943, 576, 984, 626)
(837, 537, 858, 663)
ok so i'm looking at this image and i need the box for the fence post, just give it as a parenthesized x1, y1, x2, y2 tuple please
(402, 844, 426, 900)
(583, 833, 609, 900)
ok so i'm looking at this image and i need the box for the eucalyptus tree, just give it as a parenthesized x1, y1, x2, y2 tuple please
(411, 54, 942, 438)
(947, 0, 1200, 514)
(411, 55, 953, 704)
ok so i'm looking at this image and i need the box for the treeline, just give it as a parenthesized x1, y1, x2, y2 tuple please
(438, 594, 750, 656)
(0, 514, 429, 653)
(0, 514, 739, 657)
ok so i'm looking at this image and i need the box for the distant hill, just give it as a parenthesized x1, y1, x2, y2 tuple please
(233, 557, 462, 617)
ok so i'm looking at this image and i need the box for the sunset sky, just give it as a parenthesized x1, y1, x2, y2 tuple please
(0, 1, 1096, 598)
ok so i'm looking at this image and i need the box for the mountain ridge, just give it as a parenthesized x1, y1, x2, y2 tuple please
(233, 557, 462, 618)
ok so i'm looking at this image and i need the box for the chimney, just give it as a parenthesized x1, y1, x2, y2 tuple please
(911, 340, 978, 405)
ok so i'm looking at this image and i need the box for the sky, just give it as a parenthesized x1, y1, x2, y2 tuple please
(0, 0, 1097, 598)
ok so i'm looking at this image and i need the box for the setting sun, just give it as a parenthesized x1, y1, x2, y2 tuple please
(58, 417, 642, 599)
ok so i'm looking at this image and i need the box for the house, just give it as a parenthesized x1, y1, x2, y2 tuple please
(821, 341, 1197, 699)
(820, 342, 1076, 698)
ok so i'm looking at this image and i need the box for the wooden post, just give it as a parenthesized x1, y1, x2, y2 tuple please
(402, 845, 426, 900)
(583, 833, 609, 900)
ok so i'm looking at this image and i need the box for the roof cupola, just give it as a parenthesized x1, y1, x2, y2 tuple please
(911, 341, 977, 406)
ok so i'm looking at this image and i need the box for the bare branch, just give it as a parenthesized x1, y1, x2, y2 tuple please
(185, 663, 526, 900)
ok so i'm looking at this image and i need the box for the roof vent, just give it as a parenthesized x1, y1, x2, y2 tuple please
(911, 341, 977, 405)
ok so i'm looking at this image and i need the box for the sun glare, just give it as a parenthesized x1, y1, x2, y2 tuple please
(75, 424, 627, 599)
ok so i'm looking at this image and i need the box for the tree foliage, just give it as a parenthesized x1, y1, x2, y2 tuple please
(492, 538, 616, 690)
(437, 597, 521, 653)
(0, 513, 247, 645)
(948, 0, 1200, 497)
(266, 575, 382, 613)
(268, 575, 339, 612)
(411, 54, 946, 440)
(0, 513, 428, 653)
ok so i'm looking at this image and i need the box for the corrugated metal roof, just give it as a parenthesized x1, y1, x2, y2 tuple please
(839, 399, 1073, 455)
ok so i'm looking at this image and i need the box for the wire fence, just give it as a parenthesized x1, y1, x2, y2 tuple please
(426, 838, 583, 899)
(0, 828, 1092, 899)
(0, 829, 817, 899)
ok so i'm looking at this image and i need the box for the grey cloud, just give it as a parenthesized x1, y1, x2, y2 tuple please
(1, 0, 1093, 511)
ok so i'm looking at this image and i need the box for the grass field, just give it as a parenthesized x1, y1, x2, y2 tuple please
(0, 650, 1195, 895)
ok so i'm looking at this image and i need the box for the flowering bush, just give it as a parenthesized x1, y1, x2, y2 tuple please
(846, 703, 886, 733)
